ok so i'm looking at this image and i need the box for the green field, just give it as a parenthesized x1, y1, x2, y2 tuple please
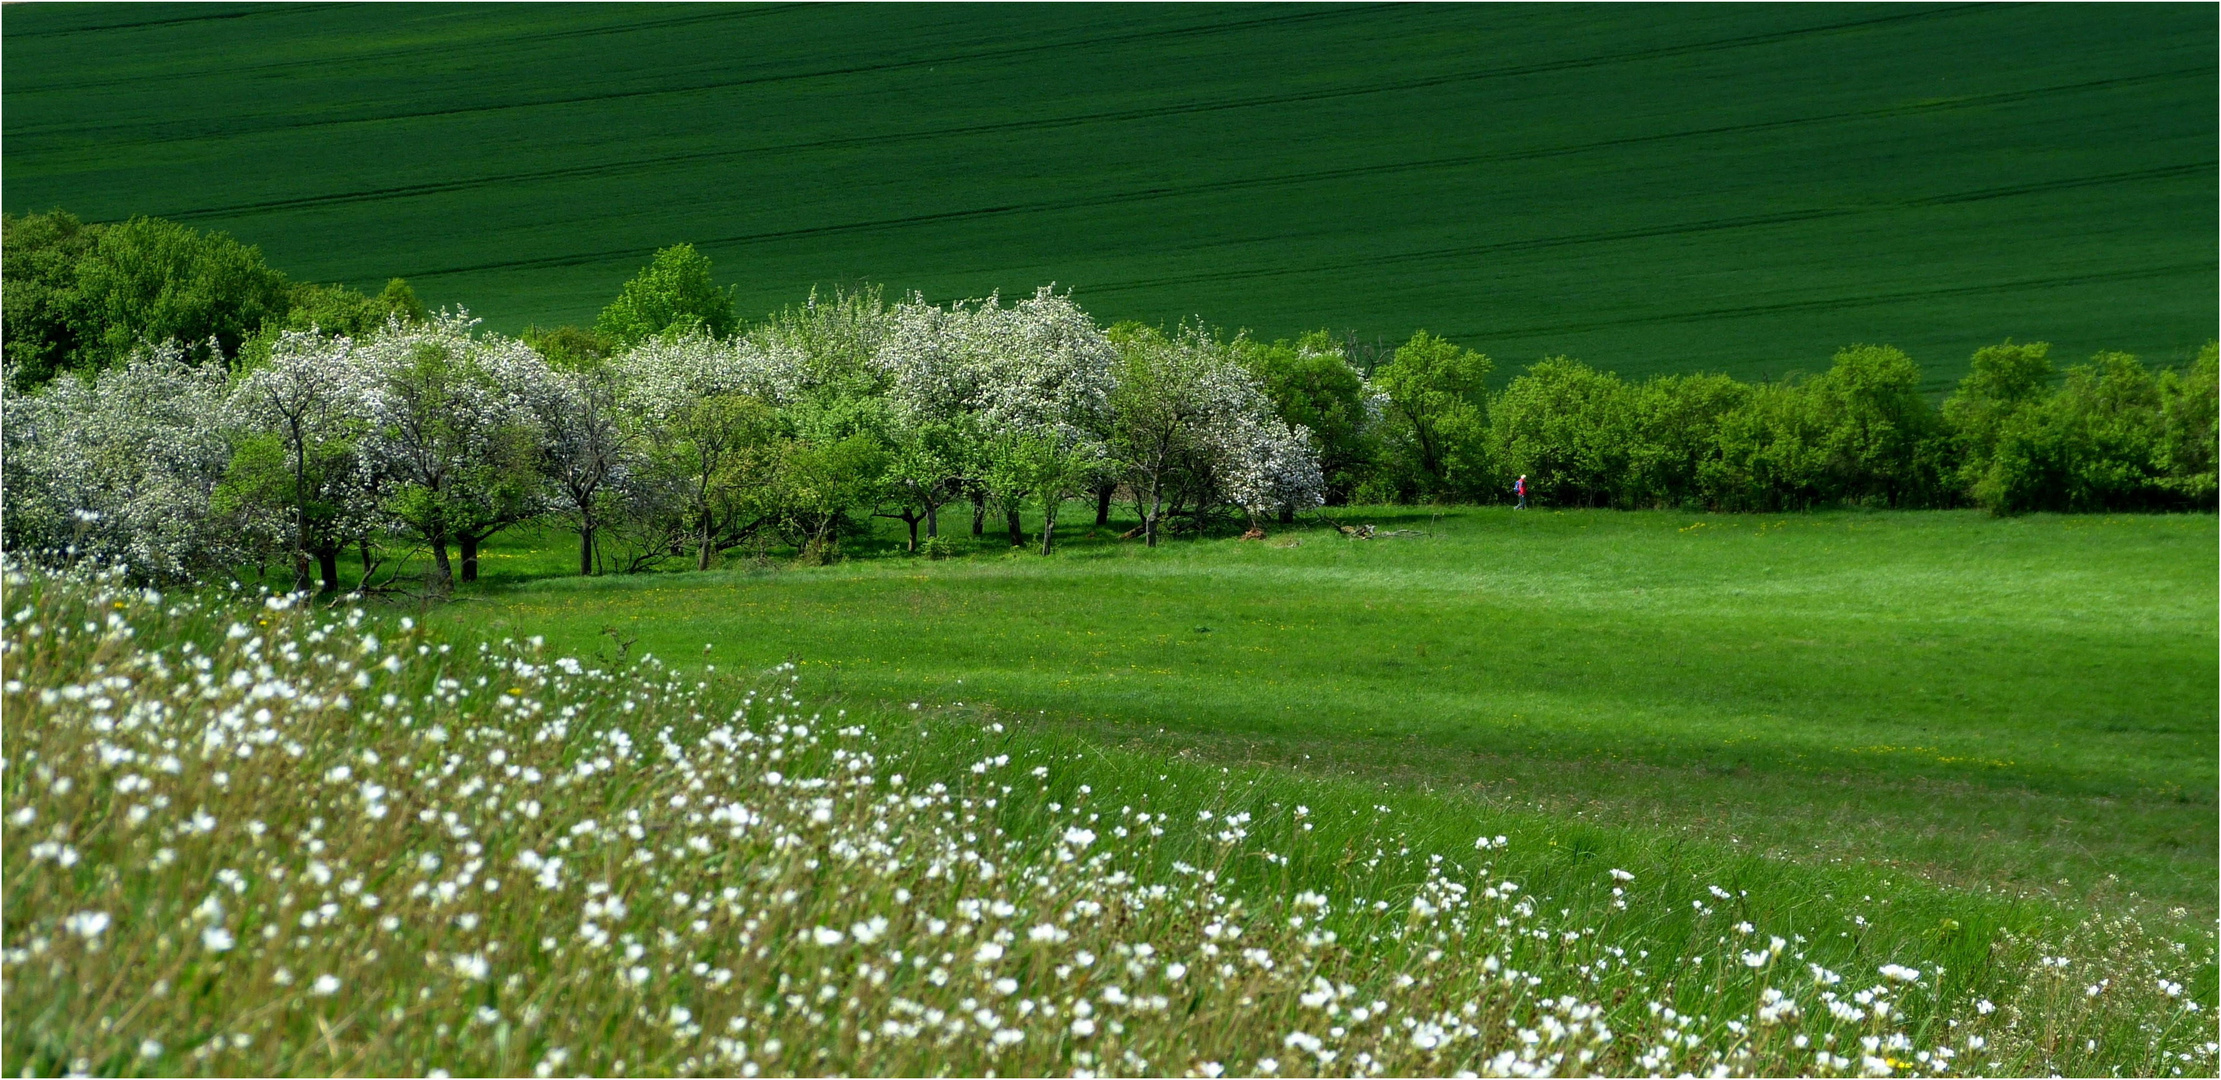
(418, 508, 2220, 916)
(6, 3, 2214, 388)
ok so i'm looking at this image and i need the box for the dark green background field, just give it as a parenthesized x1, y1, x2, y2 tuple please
(421, 508, 2220, 915)
(6, 3, 2215, 388)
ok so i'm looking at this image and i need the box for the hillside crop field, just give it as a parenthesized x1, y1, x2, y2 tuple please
(419, 508, 2221, 918)
(5, 3, 2215, 388)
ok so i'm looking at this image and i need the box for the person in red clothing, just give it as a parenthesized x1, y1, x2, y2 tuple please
(1514, 474, 1528, 509)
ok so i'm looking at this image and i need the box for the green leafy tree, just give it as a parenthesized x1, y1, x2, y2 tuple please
(1487, 358, 1634, 508)
(523, 325, 618, 371)
(1629, 373, 1749, 509)
(1807, 344, 1944, 507)
(2155, 343, 2218, 504)
(1236, 330, 1377, 505)
(71, 216, 293, 369)
(1943, 341, 2055, 497)
(1700, 380, 1830, 511)
(596, 244, 738, 347)
(1978, 351, 2183, 513)
(2, 210, 103, 388)
(1373, 331, 1491, 500)
(276, 277, 426, 339)
(773, 434, 886, 564)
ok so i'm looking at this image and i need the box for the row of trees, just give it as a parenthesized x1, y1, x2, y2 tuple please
(3, 273, 1325, 589)
(1470, 342, 2216, 514)
(3, 214, 2214, 588)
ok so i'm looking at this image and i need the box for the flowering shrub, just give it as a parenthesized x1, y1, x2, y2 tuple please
(3, 566, 2215, 1077)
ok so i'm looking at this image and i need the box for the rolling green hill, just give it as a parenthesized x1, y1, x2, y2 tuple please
(5, 3, 2214, 387)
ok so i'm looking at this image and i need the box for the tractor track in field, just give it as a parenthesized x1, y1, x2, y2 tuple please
(1067, 162, 2214, 297)
(1453, 262, 2218, 342)
(139, 66, 2199, 231)
(1, 3, 351, 39)
(15, 4, 1998, 153)
(5, 4, 1397, 143)
(355, 159, 2202, 285)
(6, 5, 814, 95)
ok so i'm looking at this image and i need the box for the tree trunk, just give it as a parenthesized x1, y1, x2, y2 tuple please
(1040, 507, 1057, 555)
(971, 493, 986, 537)
(1279, 504, 1295, 525)
(1005, 508, 1024, 547)
(925, 502, 939, 539)
(459, 533, 480, 584)
(579, 525, 596, 576)
(1095, 484, 1113, 527)
(429, 534, 454, 592)
(292, 548, 313, 595)
(906, 514, 920, 552)
(317, 547, 341, 593)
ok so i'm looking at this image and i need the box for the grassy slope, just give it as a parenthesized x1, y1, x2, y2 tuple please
(10, 568, 2214, 1077)
(424, 508, 2219, 914)
(6, 3, 2214, 387)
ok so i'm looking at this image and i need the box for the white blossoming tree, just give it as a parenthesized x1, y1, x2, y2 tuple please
(529, 361, 637, 576)
(876, 287, 1115, 549)
(355, 314, 550, 591)
(1, 344, 243, 582)
(611, 332, 784, 571)
(1109, 323, 1321, 545)
(220, 330, 385, 592)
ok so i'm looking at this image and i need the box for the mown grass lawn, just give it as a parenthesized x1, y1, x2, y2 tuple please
(427, 507, 2219, 915)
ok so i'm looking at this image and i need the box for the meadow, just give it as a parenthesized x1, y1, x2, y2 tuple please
(418, 506, 2219, 920)
(6, 3, 2215, 388)
(5, 556, 2215, 1077)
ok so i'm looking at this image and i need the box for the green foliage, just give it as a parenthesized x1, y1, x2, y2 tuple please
(521, 324, 616, 370)
(69, 215, 293, 369)
(595, 243, 738, 347)
(638, 391, 784, 571)
(1237, 330, 1377, 503)
(1, 210, 101, 388)
(1628, 373, 1750, 509)
(1944, 340, 2056, 493)
(1487, 357, 1632, 508)
(2157, 342, 2219, 503)
(1, 211, 425, 387)
(1807, 344, 1945, 507)
(1372, 331, 1492, 500)
(277, 277, 425, 338)
(1958, 343, 2219, 514)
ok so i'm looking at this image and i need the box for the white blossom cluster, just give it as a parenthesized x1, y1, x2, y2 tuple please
(1, 345, 240, 581)
(5, 564, 2212, 1077)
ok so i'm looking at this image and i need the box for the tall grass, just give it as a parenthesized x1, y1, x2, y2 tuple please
(4, 565, 2213, 1076)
